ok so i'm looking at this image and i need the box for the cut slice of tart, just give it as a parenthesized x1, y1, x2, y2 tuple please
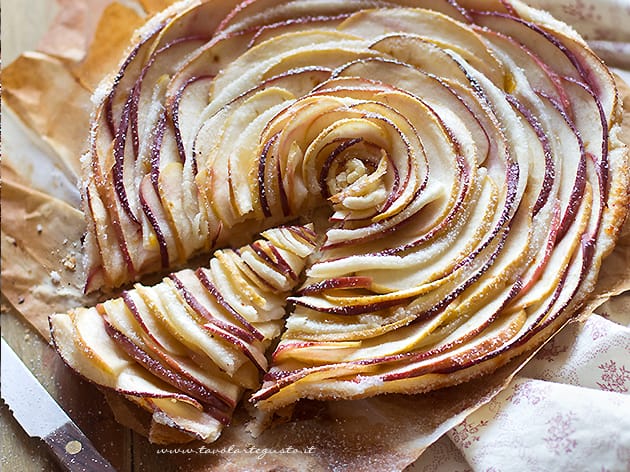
(50, 225, 316, 443)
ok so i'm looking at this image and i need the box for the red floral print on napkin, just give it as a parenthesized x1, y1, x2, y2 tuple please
(596, 360, 630, 393)
(545, 412, 578, 455)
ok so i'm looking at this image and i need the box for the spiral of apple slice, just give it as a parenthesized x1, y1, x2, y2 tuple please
(50, 225, 316, 443)
(78, 0, 627, 416)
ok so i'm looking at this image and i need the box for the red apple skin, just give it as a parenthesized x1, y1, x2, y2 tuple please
(504, 94, 555, 215)
(288, 295, 413, 316)
(111, 90, 141, 225)
(139, 175, 171, 268)
(258, 133, 278, 217)
(168, 274, 257, 344)
(105, 35, 153, 138)
(250, 240, 297, 280)
(168, 74, 215, 168)
(247, 13, 352, 48)
(270, 341, 318, 361)
(517, 202, 561, 296)
(101, 314, 233, 425)
(201, 323, 267, 372)
(298, 276, 374, 295)
(196, 268, 265, 341)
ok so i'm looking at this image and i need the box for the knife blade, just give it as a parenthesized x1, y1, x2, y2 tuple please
(1, 337, 115, 471)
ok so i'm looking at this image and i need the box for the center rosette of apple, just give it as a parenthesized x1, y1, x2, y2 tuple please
(258, 90, 437, 236)
(306, 120, 397, 221)
(327, 154, 389, 217)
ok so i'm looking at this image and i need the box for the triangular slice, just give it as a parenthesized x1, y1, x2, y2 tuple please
(50, 225, 316, 443)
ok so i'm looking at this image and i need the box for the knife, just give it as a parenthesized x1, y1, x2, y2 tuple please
(1, 337, 115, 471)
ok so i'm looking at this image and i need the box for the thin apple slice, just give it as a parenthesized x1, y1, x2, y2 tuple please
(157, 161, 199, 260)
(51, 308, 203, 410)
(338, 8, 505, 87)
(139, 174, 179, 268)
(102, 22, 165, 138)
(136, 282, 249, 378)
(260, 47, 377, 81)
(147, 397, 224, 443)
(216, 0, 381, 35)
(51, 309, 126, 382)
(248, 13, 352, 47)
(512, 185, 593, 314)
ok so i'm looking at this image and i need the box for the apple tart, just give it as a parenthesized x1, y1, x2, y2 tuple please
(52, 0, 628, 443)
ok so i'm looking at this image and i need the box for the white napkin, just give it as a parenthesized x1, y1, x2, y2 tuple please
(410, 298, 630, 471)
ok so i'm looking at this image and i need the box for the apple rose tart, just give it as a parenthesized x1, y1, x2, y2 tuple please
(51, 0, 628, 443)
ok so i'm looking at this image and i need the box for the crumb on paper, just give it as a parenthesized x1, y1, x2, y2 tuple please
(36, 224, 43, 234)
(17, 296, 25, 304)
(5, 235, 17, 246)
(62, 254, 77, 271)
(51, 271, 61, 285)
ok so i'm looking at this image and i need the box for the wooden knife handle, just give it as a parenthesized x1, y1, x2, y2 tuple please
(44, 421, 115, 471)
